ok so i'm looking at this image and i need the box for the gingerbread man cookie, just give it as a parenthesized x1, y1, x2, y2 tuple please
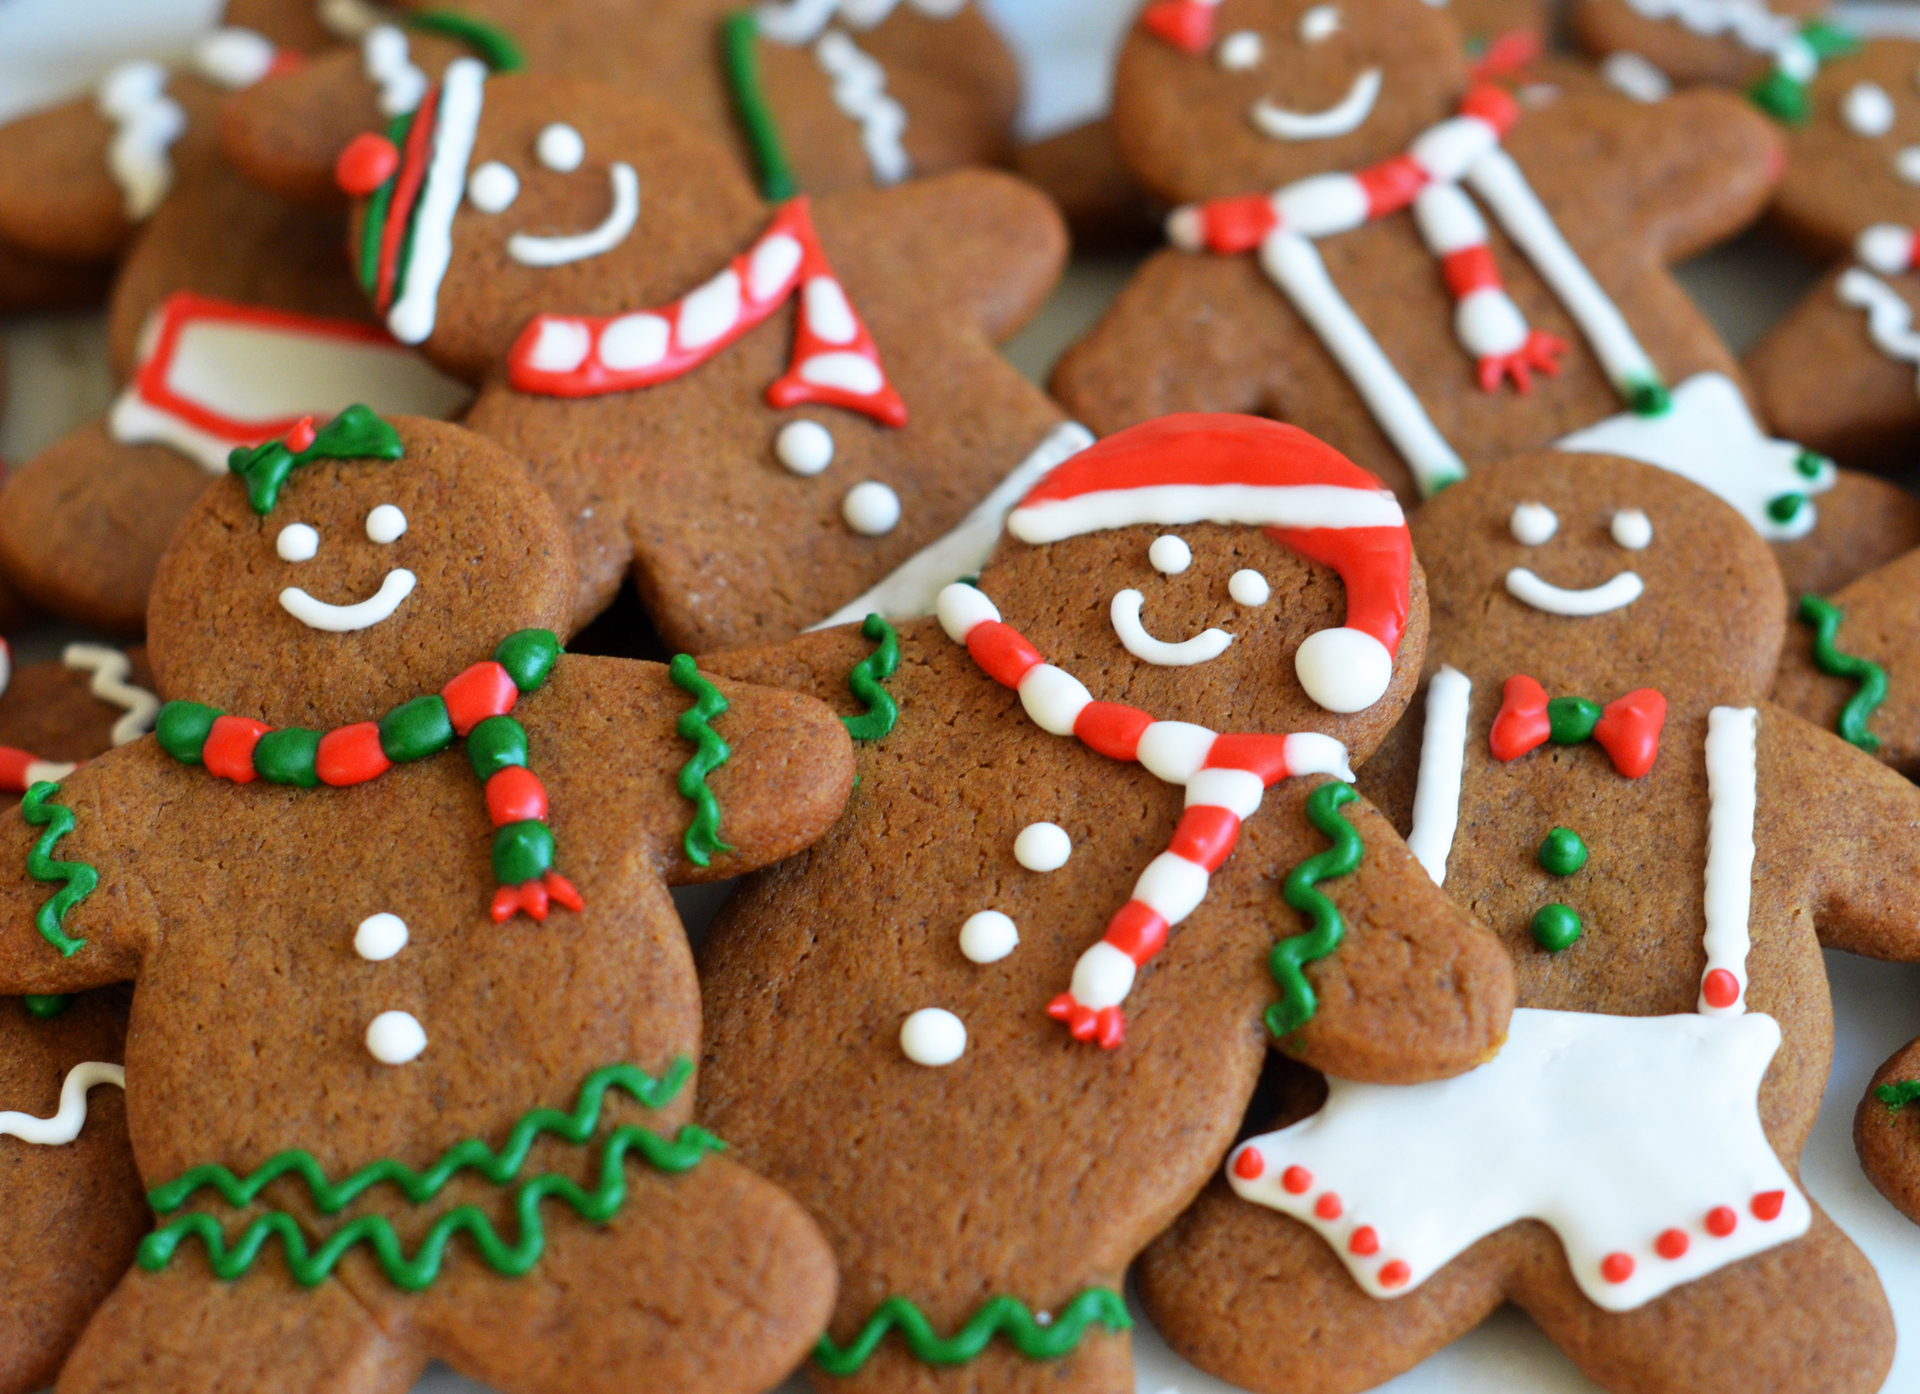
(1569, 0, 1853, 111)
(696, 415, 1515, 1394)
(0, 408, 854, 1394)
(1137, 449, 1920, 1394)
(1052, 0, 1920, 600)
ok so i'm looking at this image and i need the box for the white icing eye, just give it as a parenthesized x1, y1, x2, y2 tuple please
(776, 419, 834, 475)
(1148, 535, 1192, 574)
(1509, 501, 1557, 546)
(365, 504, 407, 543)
(467, 160, 519, 213)
(1299, 5, 1340, 42)
(842, 481, 900, 535)
(1229, 568, 1270, 605)
(899, 1007, 966, 1066)
(1898, 146, 1920, 184)
(354, 912, 408, 961)
(1844, 81, 1896, 137)
(1610, 508, 1652, 550)
(1217, 29, 1264, 70)
(276, 523, 319, 562)
(1014, 822, 1071, 872)
(535, 122, 585, 172)
(959, 910, 1018, 964)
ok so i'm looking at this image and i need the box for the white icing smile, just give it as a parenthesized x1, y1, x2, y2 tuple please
(1251, 67, 1381, 141)
(1504, 567, 1643, 616)
(1111, 588, 1232, 666)
(506, 162, 639, 267)
(281, 569, 418, 631)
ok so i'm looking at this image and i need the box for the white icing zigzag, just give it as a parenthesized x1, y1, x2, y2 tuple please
(814, 30, 912, 186)
(0, 1061, 126, 1146)
(96, 59, 186, 222)
(62, 643, 160, 746)
(1839, 266, 1920, 391)
(757, 0, 968, 45)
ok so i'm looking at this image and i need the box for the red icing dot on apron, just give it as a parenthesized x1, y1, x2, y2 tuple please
(1702, 968, 1741, 1009)
(1377, 1260, 1410, 1288)
(1282, 1166, 1312, 1194)
(1232, 1149, 1263, 1180)
(1314, 1193, 1343, 1221)
(1349, 1226, 1379, 1256)
(1751, 1190, 1785, 1221)
(1655, 1228, 1689, 1260)
(1705, 1206, 1737, 1237)
(1600, 1253, 1635, 1284)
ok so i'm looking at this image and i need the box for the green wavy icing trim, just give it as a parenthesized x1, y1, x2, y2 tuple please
(405, 10, 525, 71)
(722, 11, 799, 202)
(842, 614, 900, 742)
(1266, 782, 1363, 1040)
(138, 1122, 723, 1290)
(668, 655, 735, 867)
(20, 783, 96, 958)
(1876, 1079, 1920, 1111)
(1799, 594, 1887, 752)
(148, 1058, 692, 1216)
(814, 1288, 1131, 1375)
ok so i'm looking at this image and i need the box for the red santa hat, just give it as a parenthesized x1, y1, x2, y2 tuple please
(1141, 0, 1223, 54)
(1006, 414, 1412, 714)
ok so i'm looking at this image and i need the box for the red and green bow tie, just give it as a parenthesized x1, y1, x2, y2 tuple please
(1489, 675, 1666, 779)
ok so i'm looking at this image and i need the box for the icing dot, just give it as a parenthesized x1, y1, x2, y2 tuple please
(1013, 822, 1071, 872)
(365, 504, 407, 544)
(1217, 29, 1263, 70)
(467, 160, 520, 213)
(535, 122, 585, 172)
(1314, 1192, 1344, 1220)
(276, 523, 319, 562)
(1281, 1165, 1312, 1194)
(1349, 1225, 1379, 1256)
(842, 481, 900, 536)
(1148, 535, 1192, 574)
(353, 912, 409, 961)
(1610, 508, 1652, 550)
(959, 910, 1018, 963)
(776, 419, 834, 475)
(1298, 5, 1340, 42)
(1702, 967, 1741, 1009)
(1655, 1228, 1690, 1260)
(900, 1007, 966, 1066)
(1898, 146, 1920, 184)
(1600, 1252, 1635, 1284)
(1844, 81, 1896, 138)
(1509, 501, 1557, 545)
(365, 1010, 426, 1064)
(1705, 1205, 1738, 1236)
(1228, 568, 1270, 605)
(1377, 1260, 1411, 1288)
(1751, 1189, 1785, 1221)
(1531, 903, 1581, 952)
(1537, 827, 1588, 876)
(1231, 1147, 1263, 1179)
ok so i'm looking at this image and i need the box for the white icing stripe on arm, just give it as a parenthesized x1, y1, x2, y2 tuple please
(388, 58, 487, 345)
(1407, 665, 1471, 885)
(0, 1061, 125, 1145)
(62, 643, 159, 746)
(1699, 705, 1757, 1016)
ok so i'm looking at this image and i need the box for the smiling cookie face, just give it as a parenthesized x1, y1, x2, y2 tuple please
(146, 414, 576, 727)
(1113, 0, 1467, 203)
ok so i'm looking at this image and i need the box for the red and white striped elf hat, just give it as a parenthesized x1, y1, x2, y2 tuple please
(1005, 414, 1412, 713)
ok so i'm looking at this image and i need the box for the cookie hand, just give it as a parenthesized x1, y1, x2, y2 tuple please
(1477, 329, 1567, 394)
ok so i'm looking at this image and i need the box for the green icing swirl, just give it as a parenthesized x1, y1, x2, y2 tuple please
(1876, 1080, 1920, 1112)
(668, 655, 735, 867)
(842, 613, 900, 742)
(1266, 782, 1364, 1040)
(814, 1288, 1131, 1375)
(1799, 594, 1887, 752)
(20, 782, 96, 958)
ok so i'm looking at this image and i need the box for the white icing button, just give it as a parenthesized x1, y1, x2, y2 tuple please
(1610, 508, 1653, 550)
(365, 1010, 426, 1064)
(365, 504, 407, 543)
(354, 912, 409, 961)
(1013, 822, 1071, 872)
(276, 522, 319, 562)
(1509, 501, 1558, 546)
(900, 1008, 966, 1066)
(1844, 81, 1897, 137)
(1229, 568, 1270, 605)
(1217, 29, 1263, 70)
(1295, 626, 1393, 713)
(1299, 5, 1340, 42)
(776, 419, 835, 476)
(1898, 146, 1920, 184)
(467, 160, 520, 213)
(535, 122, 585, 172)
(959, 910, 1018, 964)
(1149, 535, 1192, 574)
(843, 481, 900, 536)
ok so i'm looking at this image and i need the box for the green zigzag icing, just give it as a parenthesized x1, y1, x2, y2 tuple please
(813, 1288, 1131, 1375)
(1266, 782, 1363, 1040)
(842, 613, 900, 742)
(21, 782, 96, 958)
(1799, 594, 1887, 752)
(668, 655, 735, 867)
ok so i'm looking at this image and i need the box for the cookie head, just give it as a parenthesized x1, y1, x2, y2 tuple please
(1778, 39, 1920, 255)
(147, 411, 576, 727)
(1411, 451, 1786, 706)
(1115, 0, 1468, 203)
(965, 414, 1426, 761)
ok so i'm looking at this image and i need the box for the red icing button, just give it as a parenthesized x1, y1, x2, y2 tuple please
(1281, 1166, 1312, 1195)
(1600, 1253, 1635, 1284)
(1314, 1193, 1344, 1221)
(1377, 1260, 1410, 1289)
(1752, 1190, 1785, 1222)
(336, 132, 400, 196)
(1231, 1149, 1263, 1181)
(1655, 1228, 1689, 1260)
(1701, 968, 1741, 1009)
(1705, 1206, 1737, 1237)
(1349, 1226, 1379, 1257)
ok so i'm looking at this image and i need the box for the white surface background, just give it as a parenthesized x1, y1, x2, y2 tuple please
(5, 2, 1920, 1392)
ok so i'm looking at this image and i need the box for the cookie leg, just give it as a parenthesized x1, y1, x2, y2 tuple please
(1514, 1202, 1893, 1394)
(409, 1156, 836, 1394)
(1135, 1178, 1506, 1394)
(57, 1250, 420, 1394)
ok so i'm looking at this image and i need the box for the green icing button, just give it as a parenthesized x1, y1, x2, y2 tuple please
(1537, 828, 1588, 876)
(1532, 904, 1581, 953)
